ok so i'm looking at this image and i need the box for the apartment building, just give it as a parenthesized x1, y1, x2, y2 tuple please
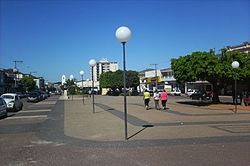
(226, 41, 250, 53)
(91, 58, 118, 81)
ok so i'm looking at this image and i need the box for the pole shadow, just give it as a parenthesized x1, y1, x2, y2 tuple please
(127, 124, 154, 140)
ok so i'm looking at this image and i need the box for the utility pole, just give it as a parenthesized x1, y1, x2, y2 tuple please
(29, 71, 37, 77)
(13, 60, 23, 69)
(150, 63, 158, 90)
(13, 60, 23, 89)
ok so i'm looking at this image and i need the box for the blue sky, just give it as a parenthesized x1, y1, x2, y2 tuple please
(1, 0, 249, 82)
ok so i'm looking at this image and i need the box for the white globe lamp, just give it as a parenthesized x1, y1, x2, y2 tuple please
(115, 26, 131, 43)
(89, 59, 96, 67)
(231, 61, 239, 69)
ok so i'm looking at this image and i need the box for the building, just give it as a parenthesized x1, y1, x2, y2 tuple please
(92, 58, 118, 81)
(138, 68, 154, 92)
(76, 58, 118, 92)
(144, 68, 162, 91)
(226, 41, 250, 53)
(34, 77, 45, 90)
(0, 68, 23, 93)
(76, 79, 99, 91)
(139, 68, 183, 92)
(0, 68, 46, 94)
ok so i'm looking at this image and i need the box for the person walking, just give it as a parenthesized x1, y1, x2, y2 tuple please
(143, 89, 151, 110)
(153, 90, 160, 110)
(160, 89, 168, 110)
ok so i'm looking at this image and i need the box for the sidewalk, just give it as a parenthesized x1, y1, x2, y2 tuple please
(59, 95, 250, 142)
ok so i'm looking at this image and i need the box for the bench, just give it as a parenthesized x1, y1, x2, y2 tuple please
(243, 98, 250, 106)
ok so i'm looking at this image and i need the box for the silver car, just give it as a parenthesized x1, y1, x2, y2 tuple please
(0, 97, 7, 118)
(1, 93, 23, 112)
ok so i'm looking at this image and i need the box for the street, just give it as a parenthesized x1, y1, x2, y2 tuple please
(0, 95, 250, 166)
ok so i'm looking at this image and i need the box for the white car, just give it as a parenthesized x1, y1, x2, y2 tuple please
(186, 89, 199, 97)
(170, 89, 181, 96)
(0, 97, 7, 118)
(1, 93, 23, 111)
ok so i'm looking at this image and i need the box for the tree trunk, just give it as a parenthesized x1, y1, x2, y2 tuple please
(212, 83, 220, 103)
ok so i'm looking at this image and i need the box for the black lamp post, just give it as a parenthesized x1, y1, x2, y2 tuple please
(116, 26, 131, 140)
(89, 59, 96, 113)
(231, 61, 239, 113)
(80, 70, 84, 104)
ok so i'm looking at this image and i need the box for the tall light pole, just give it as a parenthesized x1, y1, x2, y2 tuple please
(80, 70, 85, 104)
(116, 26, 131, 140)
(232, 61, 239, 113)
(89, 59, 96, 113)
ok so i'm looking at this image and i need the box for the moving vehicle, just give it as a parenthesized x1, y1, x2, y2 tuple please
(1, 93, 23, 111)
(0, 97, 7, 118)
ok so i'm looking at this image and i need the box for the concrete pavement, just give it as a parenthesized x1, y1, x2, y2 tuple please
(59, 95, 250, 142)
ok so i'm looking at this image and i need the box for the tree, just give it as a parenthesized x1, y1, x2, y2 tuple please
(171, 51, 250, 103)
(126, 70, 140, 89)
(20, 76, 36, 92)
(100, 70, 140, 91)
(65, 79, 77, 95)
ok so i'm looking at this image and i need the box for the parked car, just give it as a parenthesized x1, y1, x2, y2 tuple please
(186, 89, 199, 97)
(31, 90, 44, 100)
(106, 90, 120, 96)
(41, 91, 49, 99)
(27, 92, 41, 102)
(190, 91, 212, 100)
(170, 89, 181, 96)
(15, 92, 27, 98)
(0, 97, 7, 118)
(1, 93, 23, 111)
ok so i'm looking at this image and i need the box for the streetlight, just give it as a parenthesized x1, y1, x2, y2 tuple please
(232, 61, 239, 113)
(80, 70, 85, 104)
(116, 26, 131, 140)
(89, 59, 96, 113)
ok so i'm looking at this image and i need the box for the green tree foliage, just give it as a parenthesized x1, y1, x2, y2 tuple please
(171, 51, 250, 103)
(126, 70, 140, 88)
(20, 76, 36, 92)
(100, 70, 139, 91)
(218, 51, 250, 81)
(65, 79, 77, 95)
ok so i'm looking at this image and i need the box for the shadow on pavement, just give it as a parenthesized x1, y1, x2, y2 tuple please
(177, 101, 212, 106)
(127, 124, 154, 140)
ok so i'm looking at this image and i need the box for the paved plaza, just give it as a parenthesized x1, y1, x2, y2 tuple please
(61, 95, 250, 142)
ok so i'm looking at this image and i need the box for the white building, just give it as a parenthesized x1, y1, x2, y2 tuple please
(91, 58, 118, 81)
(77, 58, 118, 91)
(226, 41, 250, 53)
(76, 79, 99, 90)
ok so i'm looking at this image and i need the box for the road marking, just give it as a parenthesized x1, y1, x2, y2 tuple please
(7, 115, 48, 119)
(19, 109, 51, 113)
(35, 101, 57, 105)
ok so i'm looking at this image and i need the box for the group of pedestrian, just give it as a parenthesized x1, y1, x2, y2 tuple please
(143, 89, 168, 110)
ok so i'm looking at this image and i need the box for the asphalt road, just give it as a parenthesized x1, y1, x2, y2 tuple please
(0, 95, 249, 166)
